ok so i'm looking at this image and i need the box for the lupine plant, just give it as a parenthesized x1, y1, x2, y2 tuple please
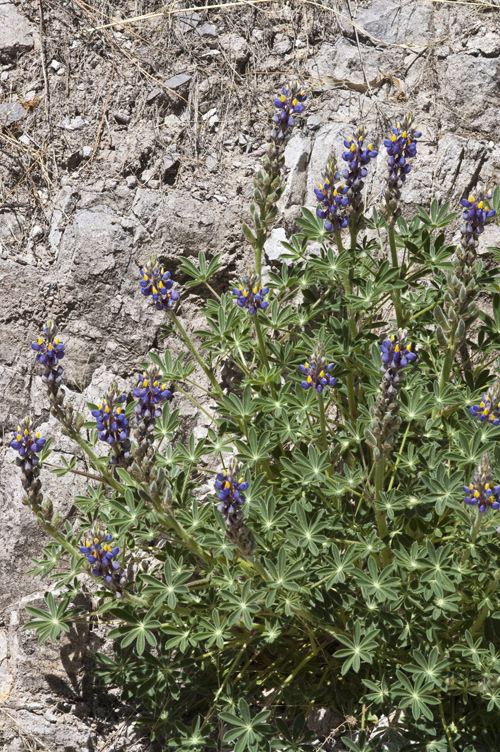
(13, 82, 500, 751)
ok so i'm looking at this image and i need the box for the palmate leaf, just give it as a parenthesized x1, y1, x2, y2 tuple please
(354, 557, 401, 603)
(234, 427, 273, 465)
(108, 607, 161, 655)
(264, 547, 304, 600)
(219, 580, 263, 630)
(221, 698, 271, 752)
(393, 671, 440, 720)
(177, 251, 224, 287)
(168, 716, 217, 750)
(334, 623, 379, 674)
(285, 506, 328, 556)
(295, 206, 329, 242)
(24, 592, 77, 643)
(417, 199, 458, 229)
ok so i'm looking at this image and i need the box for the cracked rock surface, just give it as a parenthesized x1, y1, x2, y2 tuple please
(2, 0, 500, 748)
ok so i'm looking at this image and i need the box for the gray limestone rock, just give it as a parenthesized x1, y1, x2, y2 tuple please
(0, 2, 34, 63)
(0, 101, 26, 126)
(218, 33, 249, 68)
(444, 54, 500, 133)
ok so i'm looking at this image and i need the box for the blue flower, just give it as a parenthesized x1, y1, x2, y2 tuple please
(469, 379, 500, 425)
(79, 526, 126, 590)
(233, 271, 269, 315)
(11, 419, 46, 469)
(272, 83, 307, 144)
(381, 114, 421, 221)
(341, 127, 378, 222)
(460, 187, 496, 251)
(463, 479, 500, 513)
(10, 416, 46, 512)
(91, 385, 131, 467)
(31, 320, 65, 395)
(132, 365, 171, 468)
(299, 343, 336, 393)
(140, 255, 180, 311)
(133, 367, 171, 422)
(463, 452, 499, 513)
(383, 121, 421, 188)
(215, 461, 248, 521)
(315, 153, 349, 231)
(380, 332, 417, 372)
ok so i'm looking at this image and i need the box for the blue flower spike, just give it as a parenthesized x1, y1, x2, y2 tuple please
(272, 82, 307, 144)
(463, 452, 500, 513)
(79, 523, 126, 592)
(91, 384, 131, 467)
(10, 416, 46, 513)
(214, 458, 254, 553)
(469, 379, 500, 426)
(140, 254, 180, 311)
(31, 320, 65, 398)
(315, 152, 350, 232)
(233, 269, 269, 315)
(380, 331, 417, 375)
(460, 186, 496, 252)
(341, 125, 378, 225)
(299, 342, 336, 394)
(382, 113, 421, 222)
(133, 364, 171, 468)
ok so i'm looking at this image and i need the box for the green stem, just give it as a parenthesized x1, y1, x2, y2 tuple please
(204, 281, 221, 301)
(254, 314, 270, 370)
(439, 348, 456, 392)
(335, 229, 358, 419)
(174, 383, 220, 427)
(317, 390, 328, 453)
(432, 347, 456, 419)
(346, 372, 357, 421)
(388, 225, 403, 329)
(387, 422, 411, 492)
(438, 695, 455, 752)
(374, 459, 391, 566)
(157, 507, 213, 564)
(169, 312, 221, 393)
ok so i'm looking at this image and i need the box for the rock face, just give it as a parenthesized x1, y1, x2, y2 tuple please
(3, 0, 500, 748)
(0, 2, 34, 63)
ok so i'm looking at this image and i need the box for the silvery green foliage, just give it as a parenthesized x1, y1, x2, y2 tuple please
(14, 88, 500, 751)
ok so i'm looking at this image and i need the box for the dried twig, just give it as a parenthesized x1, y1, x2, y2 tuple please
(38, 0, 51, 125)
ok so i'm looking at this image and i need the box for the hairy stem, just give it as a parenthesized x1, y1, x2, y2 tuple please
(374, 459, 391, 566)
(388, 225, 403, 329)
(317, 390, 328, 453)
(170, 312, 221, 393)
(254, 314, 270, 370)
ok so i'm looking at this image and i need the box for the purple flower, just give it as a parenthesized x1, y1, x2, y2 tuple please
(91, 385, 131, 467)
(140, 255, 180, 311)
(10, 419, 46, 468)
(381, 114, 421, 222)
(233, 270, 269, 315)
(272, 83, 307, 144)
(79, 526, 126, 591)
(315, 153, 349, 232)
(469, 379, 500, 426)
(460, 187, 496, 252)
(463, 453, 500, 513)
(341, 126, 378, 224)
(31, 320, 65, 397)
(380, 332, 417, 372)
(299, 343, 336, 393)
(214, 460, 248, 520)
